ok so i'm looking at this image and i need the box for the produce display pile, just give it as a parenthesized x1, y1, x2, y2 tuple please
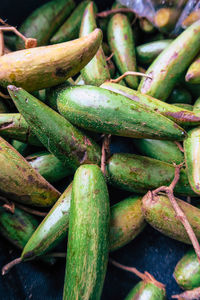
(2, 0, 200, 299)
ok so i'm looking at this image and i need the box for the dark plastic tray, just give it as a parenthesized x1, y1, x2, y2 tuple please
(1, 1, 188, 299)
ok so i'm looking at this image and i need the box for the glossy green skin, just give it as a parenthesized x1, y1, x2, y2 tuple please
(26, 151, 73, 183)
(11, 140, 28, 156)
(168, 87, 192, 104)
(0, 137, 60, 206)
(174, 103, 193, 111)
(21, 189, 144, 260)
(109, 195, 145, 251)
(193, 96, 200, 112)
(174, 249, 200, 290)
(136, 40, 172, 65)
(184, 127, 200, 195)
(107, 153, 196, 197)
(63, 165, 110, 300)
(133, 139, 184, 165)
(0, 113, 42, 146)
(125, 281, 166, 300)
(142, 193, 200, 244)
(0, 207, 39, 249)
(57, 85, 185, 141)
(22, 183, 72, 260)
(46, 81, 73, 111)
(50, 1, 90, 44)
(16, 0, 75, 49)
(0, 100, 9, 113)
(186, 55, 200, 84)
(80, 2, 110, 86)
(107, 13, 138, 89)
(8, 86, 101, 171)
(138, 20, 200, 101)
(101, 82, 200, 126)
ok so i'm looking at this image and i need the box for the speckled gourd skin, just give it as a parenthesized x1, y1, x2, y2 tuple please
(142, 193, 200, 244)
(124, 281, 166, 300)
(0, 113, 41, 146)
(50, 1, 90, 44)
(16, 0, 75, 49)
(57, 85, 186, 141)
(0, 29, 103, 92)
(0, 136, 60, 207)
(8, 86, 101, 171)
(174, 249, 200, 290)
(101, 82, 200, 126)
(63, 165, 110, 300)
(106, 153, 197, 197)
(138, 20, 200, 101)
(79, 2, 110, 86)
(26, 151, 73, 183)
(107, 13, 138, 89)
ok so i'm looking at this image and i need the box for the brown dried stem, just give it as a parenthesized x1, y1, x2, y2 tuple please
(0, 19, 37, 49)
(106, 52, 114, 61)
(2, 257, 22, 275)
(174, 141, 184, 153)
(96, 8, 136, 18)
(101, 134, 111, 176)
(152, 163, 200, 264)
(110, 259, 165, 289)
(0, 30, 4, 56)
(110, 71, 152, 84)
(0, 91, 11, 99)
(172, 287, 200, 299)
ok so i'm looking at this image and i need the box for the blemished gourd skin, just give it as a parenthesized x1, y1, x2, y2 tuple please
(138, 20, 200, 101)
(106, 153, 197, 197)
(136, 40, 172, 65)
(101, 82, 200, 127)
(26, 152, 73, 183)
(79, 2, 110, 86)
(107, 13, 138, 89)
(186, 55, 200, 84)
(8, 86, 101, 171)
(132, 139, 184, 165)
(63, 165, 110, 300)
(142, 193, 200, 244)
(57, 85, 186, 141)
(21, 186, 145, 261)
(0, 113, 42, 146)
(174, 249, 200, 290)
(124, 281, 166, 300)
(50, 1, 90, 44)
(0, 136, 60, 207)
(0, 29, 103, 92)
(16, 0, 75, 49)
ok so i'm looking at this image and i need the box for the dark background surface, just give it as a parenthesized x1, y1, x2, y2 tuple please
(0, 0, 191, 299)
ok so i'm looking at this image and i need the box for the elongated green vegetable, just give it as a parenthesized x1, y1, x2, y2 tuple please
(1, 29, 103, 91)
(107, 153, 196, 197)
(0, 113, 42, 146)
(0, 136, 60, 207)
(174, 249, 200, 290)
(168, 86, 192, 104)
(79, 2, 110, 86)
(186, 55, 200, 84)
(142, 193, 200, 243)
(107, 13, 138, 89)
(0, 207, 39, 249)
(63, 165, 110, 300)
(193, 96, 200, 112)
(101, 82, 200, 127)
(8, 86, 101, 171)
(16, 0, 75, 49)
(57, 85, 186, 140)
(21, 185, 145, 260)
(50, 1, 90, 44)
(125, 281, 166, 300)
(138, 20, 200, 101)
(174, 103, 193, 111)
(26, 152, 73, 183)
(11, 140, 28, 156)
(136, 40, 172, 65)
(132, 139, 184, 165)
